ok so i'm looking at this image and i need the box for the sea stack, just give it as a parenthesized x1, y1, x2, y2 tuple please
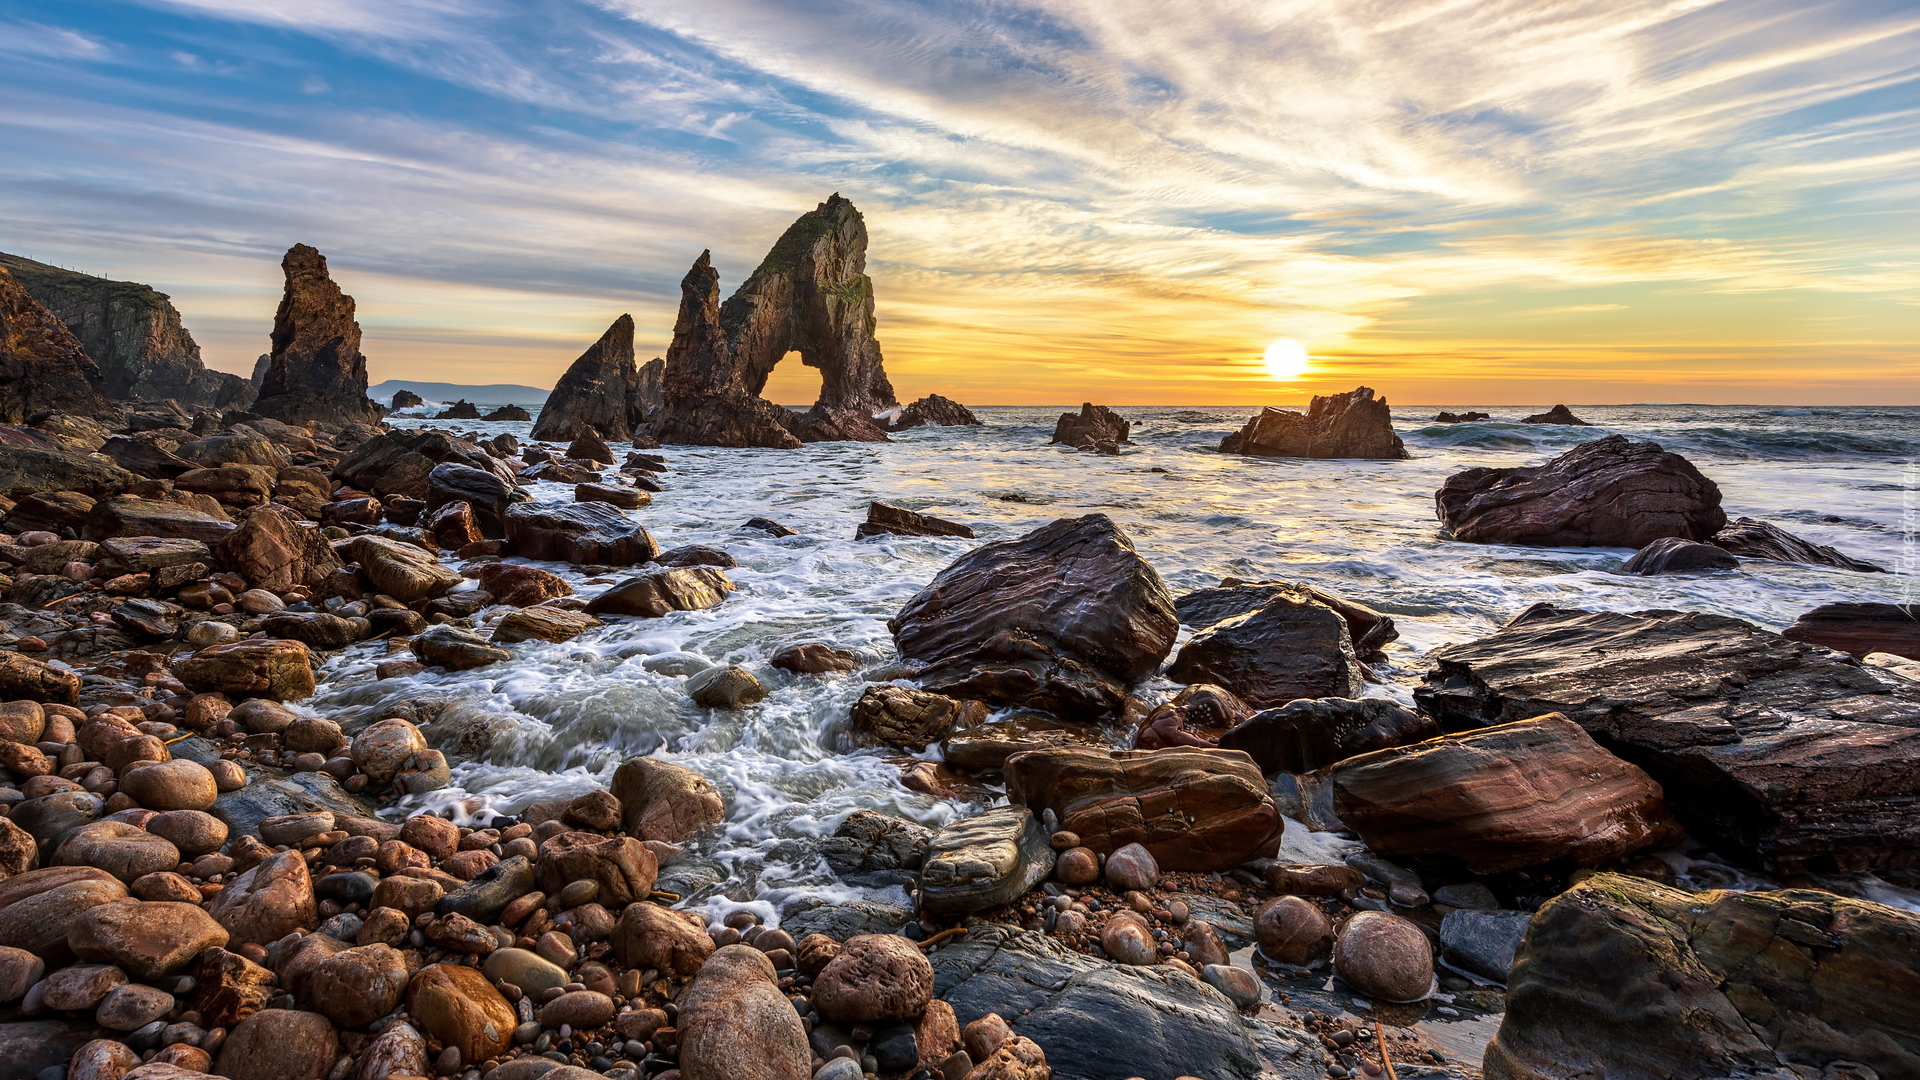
(0, 263, 121, 424)
(531, 315, 661, 442)
(1220, 386, 1407, 459)
(252, 244, 384, 427)
(654, 194, 900, 448)
(0, 252, 256, 410)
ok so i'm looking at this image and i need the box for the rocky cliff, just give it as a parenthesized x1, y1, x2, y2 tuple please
(0, 252, 255, 410)
(654, 195, 899, 447)
(0, 264, 121, 424)
(252, 244, 384, 427)
(531, 315, 658, 442)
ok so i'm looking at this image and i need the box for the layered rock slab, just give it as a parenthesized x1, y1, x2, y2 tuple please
(1485, 873, 1920, 1080)
(0, 264, 119, 424)
(888, 514, 1177, 719)
(1436, 435, 1725, 548)
(1415, 603, 1920, 873)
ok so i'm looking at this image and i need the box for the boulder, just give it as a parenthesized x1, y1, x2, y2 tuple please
(333, 429, 502, 502)
(0, 650, 81, 704)
(678, 946, 811, 1080)
(654, 195, 897, 449)
(305, 942, 409, 1028)
(1436, 435, 1725, 547)
(854, 500, 974, 539)
(1050, 402, 1129, 453)
(1254, 896, 1332, 966)
(1217, 697, 1436, 775)
(685, 664, 767, 708)
(1219, 386, 1406, 459)
(611, 756, 725, 843)
(347, 535, 461, 602)
(769, 642, 858, 674)
(410, 625, 511, 670)
(118, 760, 219, 811)
(0, 871, 127, 958)
(1783, 601, 1919, 659)
(1006, 747, 1282, 871)
(172, 638, 314, 700)
(407, 963, 516, 1064)
(68, 898, 228, 979)
(813, 933, 935, 1022)
(215, 1008, 339, 1080)
(53, 821, 181, 882)
(535, 831, 658, 905)
(584, 566, 731, 617)
(1518, 404, 1589, 425)
(821, 810, 932, 884)
(505, 500, 658, 564)
(611, 901, 715, 978)
(1484, 873, 1920, 1080)
(0, 263, 119, 424)
(493, 606, 601, 644)
(251, 245, 383, 426)
(483, 404, 529, 421)
(1334, 911, 1433, 1003)
(889, 514, 1177, 719)
(889, 393, 980, 430)
(1417, 603, 1920, 873)
(85, 495, 234, 543)
(1165, 589, 1366, 708)
(425, 462, 517, 537)
(1710, 516, 1884, 571)
(1620, 535, 1739, 574)
(655, 543, 735, 568)
(208, 850, 316, 945)
(848, 684, 976, 751)
(1175, 579, 1399, 659)
(917, 806, 1054, 917)
(217, 509, 343, 592)
(1329, 713, 1683, 872)
(531, 316, 652, 442)
(941, 712, 1112, 772)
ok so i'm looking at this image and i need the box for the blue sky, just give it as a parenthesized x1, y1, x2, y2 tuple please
(2, 0, 1916, 403)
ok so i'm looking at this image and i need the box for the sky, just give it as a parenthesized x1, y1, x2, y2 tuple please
(1, 0, 1916, 406)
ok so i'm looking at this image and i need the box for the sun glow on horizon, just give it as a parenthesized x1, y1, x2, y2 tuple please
(1263, 338, 1312, 381)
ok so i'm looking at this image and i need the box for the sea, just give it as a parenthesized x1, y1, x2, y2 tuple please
(307, 404, 1920, 924)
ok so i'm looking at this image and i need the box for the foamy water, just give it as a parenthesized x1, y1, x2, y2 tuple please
(313, 404, 1920, 916)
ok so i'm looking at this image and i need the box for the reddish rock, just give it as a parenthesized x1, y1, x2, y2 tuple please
(889, 514, 1178, 719)
(0, 263, 119, 424)
(768, 642, 858, 674)
(583, 566, 731, 617)
(53, 821, 180, 882)
(214, 1007, 340, 1080)
(192, 946, 276, 1028)
(1220, 386, 1407, 459)
(611, 756, 725, 844)
(1334, 911, 1432, 1003)
(1218, 697, 1437, 776)
(535, 831, 658, 906)
(426, 499, 483, 549)
(252, 244, 382, 426)
(209, 850, 316, 945)
(612, 902, 715, 977)
(68, 898, 228, 979)
(812, 933, 935, 1023)
(1436, 435, 1724, 548)
(848, 684, 978, 751)
(171, 638, 314, 701)
(1330, 713, 1683, 873)
(305, 943, 409, 1028)
(1256, 896, 1332, 966)
(675, 945, 811, 1080)
(406, 963, 516, 1065)
(1006, 746, 1282, 871)
(474, 561, 573, 607)
(1782, 601, 1917, 659)
(0, 650, 82, 704)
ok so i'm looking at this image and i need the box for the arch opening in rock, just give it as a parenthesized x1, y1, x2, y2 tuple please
(762, 349, 824, 407)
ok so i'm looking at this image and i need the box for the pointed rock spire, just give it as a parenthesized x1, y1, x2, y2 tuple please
(253, 244, 382, 426)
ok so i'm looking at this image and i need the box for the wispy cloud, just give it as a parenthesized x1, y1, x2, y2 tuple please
(0, 0, 1913, 403)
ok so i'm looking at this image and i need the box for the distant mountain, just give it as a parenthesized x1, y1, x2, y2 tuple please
(367, 380, 549, 408)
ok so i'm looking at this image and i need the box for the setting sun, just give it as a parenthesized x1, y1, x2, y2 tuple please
(1263, 338, 1312, 381)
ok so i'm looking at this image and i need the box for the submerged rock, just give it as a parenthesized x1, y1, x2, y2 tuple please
(1436, 435, 1726, 548)
(1219, 386, 1407, 459)
(1050, 403, 1130, 453)
(251, 245, 383, 426)
(890, 393, 980, 431)
(1710, 515, 1885, 571)
(854, 500, 974, 539)
(1620, 535, 1739, 574)
(888, 514, 1177, 719)
(1329, 713, 1683, 873)
(1005, 746, 1282, 871)
(1484, 873, 1920, 1080)
(1416, 603, 1920, 873)
(1783, 601, 1919, 659)
(1433, 410, 1490, 423)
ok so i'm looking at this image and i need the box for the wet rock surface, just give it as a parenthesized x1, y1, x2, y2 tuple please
(1436, 435, 1726, 547)
(1220, 386, 1407, 460)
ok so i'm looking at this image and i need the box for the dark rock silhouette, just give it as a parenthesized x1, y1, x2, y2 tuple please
(1520, 404, 1590, 425)
(1433, 411, 1490, 423)
(1051, 403, 1129, 454)
(0, 264, 120, 424)
(434, 400, 480, 420)
(532, 315, 659, 442)
(253, 245, 383, 427)
(0, 252, 255, 410)
(1782, 602, 1918, 659)
(1220, 386, 1406, 459)
(1621, 536, 1740, 574)
(390, 390, 424, 410)
(654, 195, 899, 448)
(891, 394, 980, 431)
(1437, 435, 1725, 547)
(1710, 516, 1884, 571)
(483, 404, 530, 422)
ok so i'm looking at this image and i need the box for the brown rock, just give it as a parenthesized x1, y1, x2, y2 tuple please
(143, 810, 227, 857)
(504, 501, 659, 565)
(0, 699, 46, 742)
(347, 535, 460, 603)
(1165, 588, 1364, 708)
(0, 263, 119, 424)
(54, 821, 181, 882)
(966, 1034, 1051, 1079)
(1255, 896, 1332, 966)
(95, 981, 175, 1031)
(251, 244, 382, 426)
(535, 832, 657, 906)
(1220, 386, 1407, 459)
(171, 638, 314, 701)
(399, 813, 458, 859)
(426, 499, 483, 549)
(354, 1020, 427, 1080)
(0, 870, 126, 958)
(855, 500, 974, 540)
(68, 898, 228, 979)
(66, 1038, 139, 1080)
(0, 944, 43, 1002)
(130, 871, 202, 903)
(537, 989, 616, 1029)
(474, 561, 573, 607)
(349, 717, 428, 787)
(1437, 435, 1725, 548)
(583, 565, 731, 617)
(214, 1007, 340, 1080)
(1217, 697, 1437, 775)
(306, 942, 409, 1028)
(192, 946, 276, 1028)
(768, 642, 859, 674)
(1711, 516, 1884, 572)
(1050, 402, 1129, 453)
(370, 874, 442, 918)
(889, 514, 1177, 719)
(0, 650, 82, 704)
(119, 759, 218, 811)
(209, 850, 316, 945)
(813, 933, 935, 1022)
(611, 756, 725, 844)
(1783, 601, 1917, 659)
(406, 962, 516, 1065)
(848, 684, 978, 751)
(531, 316, 652, 443)
(1329, 713, 1683, 873)
(42, 962, 126, 1010)
(492, 606, 601, 644)
(1333, 911, 1432, 1003)
(1005, 746, 1282, 871)
(0, 815, 37, 878)
(1263, 863, 1363, 896)
(219, 509, 344, 594)
(675, 944, 811, 1080)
